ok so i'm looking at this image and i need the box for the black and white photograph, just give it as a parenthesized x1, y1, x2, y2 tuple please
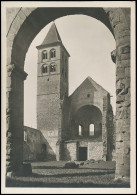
(1, 1, 136, 194)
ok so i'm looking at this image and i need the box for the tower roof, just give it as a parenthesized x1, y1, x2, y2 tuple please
(36, 22, 70, 56)
(41, 22, 62, 46)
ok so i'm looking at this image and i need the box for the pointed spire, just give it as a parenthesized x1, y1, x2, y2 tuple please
(40, 22, 62, 46)
(36, 22, 70, 57)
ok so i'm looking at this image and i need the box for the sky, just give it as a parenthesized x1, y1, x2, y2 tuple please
(24, 15, 116, 129)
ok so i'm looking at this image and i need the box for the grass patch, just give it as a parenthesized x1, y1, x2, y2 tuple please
(6, 161, 130, 188)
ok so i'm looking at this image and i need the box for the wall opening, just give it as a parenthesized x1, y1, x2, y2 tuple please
(89, 124, 94, 136)
(79, 147, 87, 161)
(78, 125, 82, 136)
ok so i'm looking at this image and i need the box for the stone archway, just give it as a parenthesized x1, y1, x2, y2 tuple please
(6, 7, 130, 182)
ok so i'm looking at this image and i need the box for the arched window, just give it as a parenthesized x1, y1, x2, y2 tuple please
(89, 124, 94, 136)
(42, 64, 48, 73)
(50, 63, 56, 72)
(42, 50, 47, 60)
(79, 125, 82, 136)
(50, 49, 56, 58)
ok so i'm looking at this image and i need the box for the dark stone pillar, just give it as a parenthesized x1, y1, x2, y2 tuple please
(111, 44, 130, 183)
(106, 8, 131, 183)
(115, 45, 130, 182)
(102, 96, 108, 161)
(6, 64, 28, 176)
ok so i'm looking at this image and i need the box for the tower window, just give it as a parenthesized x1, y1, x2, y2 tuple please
(50, 63, 56, 72)
(50, 49, 56, 58)
(42, 50, 48, 60)
(79, 125, 82, 136)
(89, 124, 94, 136)
(42, 64, 48, 73)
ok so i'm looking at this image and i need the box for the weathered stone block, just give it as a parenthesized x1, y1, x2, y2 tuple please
(21, 8, 36, 17)
(6, 171, 14, 177)
(118, 45, 130, 54)
(124, 145, 130, 155)
(116, 102, 122, 108)
(116, 94, 125, 103)
(114, 23, 129, 32)
(123, 155, 130, 164)
(116, 141, 124, 149)
(122, 101, 130, 107)
(125, 92, 130, 101)
(7, 148, 12, 155)
(17, 9, 26, 21)
(115, 29, 130, 40)
(6, 155, 11, 160)
(118, 164, 130, 177)
(125, 78, 130, 88)
(116, 79, 125, 91)
(116, 35, 130, 48)
(121, 53, 130, 61)
(116, 154, 124, 165)
(116, 133, 123, 142)
(116, 67, 125, 80)
(119, 107, 130, 119)
(117, 59, 130, 68)
(6, 160, 12, 166)
(125, 67, 130, 77)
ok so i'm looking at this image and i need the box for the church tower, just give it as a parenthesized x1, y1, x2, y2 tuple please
(36, 22, 70, 160)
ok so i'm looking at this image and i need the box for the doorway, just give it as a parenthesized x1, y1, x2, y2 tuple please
(79, 147, 87, 161)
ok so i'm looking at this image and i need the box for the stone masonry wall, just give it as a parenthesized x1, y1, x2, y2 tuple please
(64, 141, 77, 161)
(88, 142, 103, 161)
(104, 8, 131, 181)
(23, 126, 44, 161)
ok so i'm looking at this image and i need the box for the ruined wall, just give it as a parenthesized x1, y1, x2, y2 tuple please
(106, 103, 115, 161)
(69, 105, 102, 140)
(102, 94, 115, 161)
(40, 130, 58, 161)
(64, 141, 78, 161)
(6, 7, 131, 181)
(68, 77, 108, 141)
(88, 142, 103, 161)
(23, 126, 45, 161)
(63, 140, 103, 161)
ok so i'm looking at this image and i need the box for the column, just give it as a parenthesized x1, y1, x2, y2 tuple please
(6, 64, 27, 176)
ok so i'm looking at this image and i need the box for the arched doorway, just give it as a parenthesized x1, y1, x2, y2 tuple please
(6, 7, 130, 182)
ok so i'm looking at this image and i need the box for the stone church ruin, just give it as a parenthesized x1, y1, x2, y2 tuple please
(23, 23, 115, 162)
(6, 7, 131, 183)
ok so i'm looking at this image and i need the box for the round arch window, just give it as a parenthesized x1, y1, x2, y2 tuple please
(50, 63, 56, 72)
(41, 64, 48, 73)
(50, 49, 56, 58)
(42, 50, 48, 60)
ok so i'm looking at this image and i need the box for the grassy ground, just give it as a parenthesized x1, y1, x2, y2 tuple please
(6, 161, 130, 188)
